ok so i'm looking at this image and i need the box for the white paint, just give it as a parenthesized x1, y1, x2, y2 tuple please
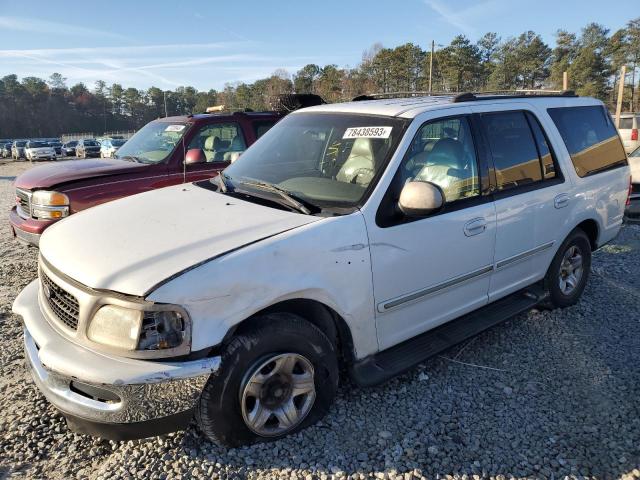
(16, 94, 630, 395)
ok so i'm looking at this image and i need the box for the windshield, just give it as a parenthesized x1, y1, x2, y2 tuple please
(29, 142, 47, 148)
(16, 141, 26, 147)
(222, 112, 408, 208)
(115, 121, 187, 163)
(84, 140, 98, 146)
(111, 139, 126, 147)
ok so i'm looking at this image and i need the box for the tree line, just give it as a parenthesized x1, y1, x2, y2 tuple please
(1, 18, 638, 138)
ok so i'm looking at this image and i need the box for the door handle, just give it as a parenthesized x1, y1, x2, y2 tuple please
(464, 217, 487, 236)
(554, 193, 569, 209)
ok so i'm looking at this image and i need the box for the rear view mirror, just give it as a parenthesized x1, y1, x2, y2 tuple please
(398, 181, 444, 217)
(185, 148, 206, 165)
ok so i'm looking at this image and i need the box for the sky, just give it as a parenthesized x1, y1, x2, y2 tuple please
(0, 0, 636, 91)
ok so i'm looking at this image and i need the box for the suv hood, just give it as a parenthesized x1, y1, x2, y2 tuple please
(40, 183, 320, 296)
(15, 158, 147, 190)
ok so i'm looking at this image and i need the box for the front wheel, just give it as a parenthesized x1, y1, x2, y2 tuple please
(196, 312, 338, 447)
(543, 228, 592, 308)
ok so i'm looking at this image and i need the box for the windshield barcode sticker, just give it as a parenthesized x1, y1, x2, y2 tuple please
(165, 124, 185, 132)
(343, 126, 392, 139)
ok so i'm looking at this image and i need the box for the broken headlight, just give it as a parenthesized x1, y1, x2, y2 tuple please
(87, 304, 190, 356)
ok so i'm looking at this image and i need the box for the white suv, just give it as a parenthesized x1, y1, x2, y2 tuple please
(14, 92, 631, 446)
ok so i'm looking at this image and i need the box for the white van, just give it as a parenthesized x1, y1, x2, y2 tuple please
(14, 92, 631, 446)
(618, 113, 639, 154)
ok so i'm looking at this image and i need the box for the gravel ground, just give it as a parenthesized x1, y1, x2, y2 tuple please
(1, 159, 640, 480)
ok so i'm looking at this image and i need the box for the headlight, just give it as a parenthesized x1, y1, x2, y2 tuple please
(87, 304, 188, 352)
(87, 305, 142, 350)
(31, 190, 69, 220)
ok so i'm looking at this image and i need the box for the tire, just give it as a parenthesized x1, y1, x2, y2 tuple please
(543, 228, 592, 308)
(196, 312, 339, 447)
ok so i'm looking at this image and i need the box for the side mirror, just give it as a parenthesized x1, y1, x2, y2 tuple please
(398, 181, 444, 217)
(184, 148, 206, 165)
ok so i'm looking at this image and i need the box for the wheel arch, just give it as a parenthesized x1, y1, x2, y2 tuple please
(223, 298, 356, 366)
(575, 218, 599, 251)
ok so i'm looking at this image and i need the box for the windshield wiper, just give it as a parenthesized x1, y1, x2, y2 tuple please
(236, 178, 314, 215)
(118, 155, 141, 163)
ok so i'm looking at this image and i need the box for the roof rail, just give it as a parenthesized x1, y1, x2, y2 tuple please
(452, 89, 577, 103)
(352, 89, 578, 103)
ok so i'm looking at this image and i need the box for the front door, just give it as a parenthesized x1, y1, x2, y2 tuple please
(366, 112, 497, 350)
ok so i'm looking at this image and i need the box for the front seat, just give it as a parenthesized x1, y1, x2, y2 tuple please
(203, 136, 220, 161)
(336, 138, 374, 185)
(223, 136, 246, 163)
(414, 138, 470, 202)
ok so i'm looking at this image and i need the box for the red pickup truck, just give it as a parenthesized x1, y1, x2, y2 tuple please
(10, 111, 282, 246)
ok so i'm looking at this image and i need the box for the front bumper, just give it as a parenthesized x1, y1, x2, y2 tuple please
(13, 280, 220, 439)
(30, 153, 56, 160)
(9, 207, 56, 246)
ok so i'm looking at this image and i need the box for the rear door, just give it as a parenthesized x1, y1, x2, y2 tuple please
(472, 104, 569, 300)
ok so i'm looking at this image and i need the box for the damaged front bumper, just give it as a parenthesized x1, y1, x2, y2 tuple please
(14, 280, 221, 440)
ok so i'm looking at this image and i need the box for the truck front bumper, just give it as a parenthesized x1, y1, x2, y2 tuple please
(9, 207, 57, 246)
(14, 280, 221, 440)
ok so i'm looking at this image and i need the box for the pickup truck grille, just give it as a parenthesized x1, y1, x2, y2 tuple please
(16, 188, 31, 218)
(41, 270, 79, 331)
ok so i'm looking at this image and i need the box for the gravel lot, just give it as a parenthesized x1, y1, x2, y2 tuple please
(1, 159, 640, 480)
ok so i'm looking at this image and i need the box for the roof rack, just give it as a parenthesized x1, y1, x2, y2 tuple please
(352, 89, 577, 103)
(452, 89, 577, 103)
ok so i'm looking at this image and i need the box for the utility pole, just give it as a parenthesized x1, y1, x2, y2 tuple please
(163, 91, 168, 117)
(615, 65, 626, 128)
(562, 71, 568, 91)
(428, 40, 435, 95)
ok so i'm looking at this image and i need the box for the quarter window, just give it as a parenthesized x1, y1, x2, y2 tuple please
(482, 111, 543, 191)
(548, 106, 627, 177)
(188, 123, 246, 162)
(400, 116, 480, 203)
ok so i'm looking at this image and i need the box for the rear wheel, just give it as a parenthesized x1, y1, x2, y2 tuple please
(196, 312, 338, 447)
(543, 228, 591, 308)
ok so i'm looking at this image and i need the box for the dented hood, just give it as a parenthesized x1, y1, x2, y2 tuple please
(15, 158, 147, 190)
(40, 183, 320, 296)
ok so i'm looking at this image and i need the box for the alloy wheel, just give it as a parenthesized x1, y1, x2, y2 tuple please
(240, 353, 316, 437)
(558, 245, 583, 295)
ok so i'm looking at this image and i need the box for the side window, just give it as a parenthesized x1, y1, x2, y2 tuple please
(253, 120, 277, 139)
(525, 112, 557, 180)
(399, 116, 480, 203)
(482, 111, 542, 190)
(187, 123, 247, 162)
(548, 105, 627, 177)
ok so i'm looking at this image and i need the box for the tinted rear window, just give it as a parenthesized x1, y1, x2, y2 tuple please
(482, 111, 543, 190)
(548, 105, 627, 177)
(619, 118, 634, 130)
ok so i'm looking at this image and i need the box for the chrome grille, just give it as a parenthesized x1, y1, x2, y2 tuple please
(41, 270, 80, 330)
(16, 188, 31, 218)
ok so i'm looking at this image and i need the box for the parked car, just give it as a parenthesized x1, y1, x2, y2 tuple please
(11, 140, 27, 159)
(99, 138, 126, 158)
(25, 140, 57, 161)
(618, 113, 639, 154)
(48, 140, 63, 156)
(626, 145, 640, 221)
(0, 142, 12, 158)
(12, 92, 630, 445)
(75, 139, 101, 158)
(10, 110, 284, 245)
(62, 141, 78, 156)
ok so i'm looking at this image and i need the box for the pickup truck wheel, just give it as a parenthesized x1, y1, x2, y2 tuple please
(543, 228, 591, 308)
(195, 312, 338, 447)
